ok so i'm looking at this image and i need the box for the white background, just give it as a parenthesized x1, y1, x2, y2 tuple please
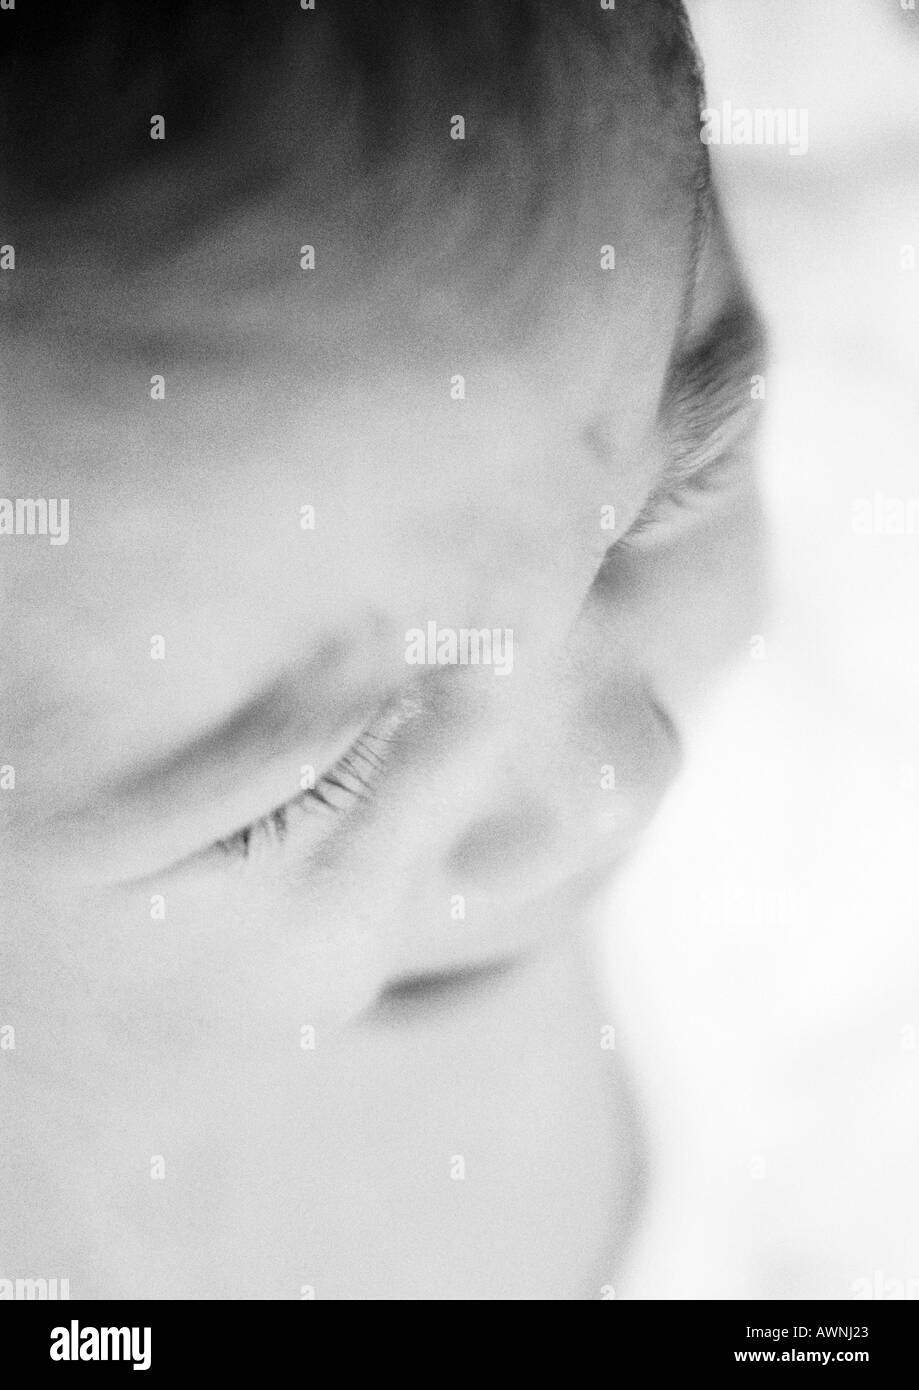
(599, 0, 919, 1299)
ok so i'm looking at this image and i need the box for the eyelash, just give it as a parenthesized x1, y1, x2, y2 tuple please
(213, 723, 398, 861)
(622, 441, 749, 545)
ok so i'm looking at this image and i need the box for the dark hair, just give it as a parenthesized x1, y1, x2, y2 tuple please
(3, 1, 706, 326)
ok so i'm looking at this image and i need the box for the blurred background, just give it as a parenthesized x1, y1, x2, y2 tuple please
(598, 0, 919, 1299)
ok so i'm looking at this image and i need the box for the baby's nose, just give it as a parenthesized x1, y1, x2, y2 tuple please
(446, 805, 558, 891)
(442, 677, 680, 901)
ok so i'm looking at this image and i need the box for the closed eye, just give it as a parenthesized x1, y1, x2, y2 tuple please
(212, 723, 395, 861)
(205, 692, 422, 866)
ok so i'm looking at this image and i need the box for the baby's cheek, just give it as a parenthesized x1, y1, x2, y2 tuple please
(6, 874, 390, 1102)
(145, 875, 391, 1052)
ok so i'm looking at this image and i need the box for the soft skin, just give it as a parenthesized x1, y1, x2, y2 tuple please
(0, 33, 764, 1297)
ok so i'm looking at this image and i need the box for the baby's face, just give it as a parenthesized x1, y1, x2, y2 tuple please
(1, 126, 763, 1079)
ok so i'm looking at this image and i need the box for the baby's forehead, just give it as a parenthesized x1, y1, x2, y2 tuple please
(3, 129, 695, 629)
(1, 246, 680, 818)
(4, 0, 707, 562)
(2, 2, 710, 798)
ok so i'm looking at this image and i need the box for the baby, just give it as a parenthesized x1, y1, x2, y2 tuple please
(0, 1, 765, 1298)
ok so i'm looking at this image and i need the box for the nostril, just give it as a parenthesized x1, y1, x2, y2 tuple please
(446, 807, 556, 891)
